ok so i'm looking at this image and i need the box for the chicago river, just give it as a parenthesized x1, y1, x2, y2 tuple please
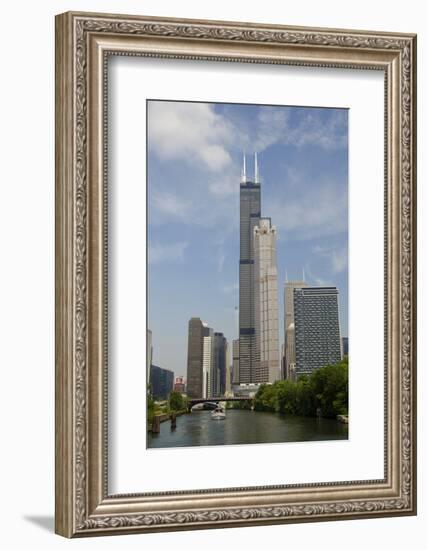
(147, 410, 348, 449)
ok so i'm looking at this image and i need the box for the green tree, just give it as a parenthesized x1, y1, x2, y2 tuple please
(147, 393, 155, 423)
(168, 391, 185, 412)
(229, 399, 252, 410)
(254, 383, 278, 411)
(275, 380, 298, 414)
(295, 377, 315, 416)
(310, 358, 348, 418)
(252, 358, 348, 419)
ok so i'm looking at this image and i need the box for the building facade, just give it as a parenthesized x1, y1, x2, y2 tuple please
(173, 376, 186, 394)
(253, 217, 280, 382)
(285, 323, 296, 380)
(232, 339, 239, 384)
(294, 286, 342, 377)
(283, 280, 307, 379)
(202, 325, 215, 398)
(225, 341, 232, 395)
(341, 336, 349, 358)
(150, 364, 174, 400)
(214, 332, 227, 396)
(239, 153, 261, 383)
(186, 317, 205, 398)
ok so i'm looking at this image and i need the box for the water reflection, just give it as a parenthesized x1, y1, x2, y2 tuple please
(147, 410, 348, 449)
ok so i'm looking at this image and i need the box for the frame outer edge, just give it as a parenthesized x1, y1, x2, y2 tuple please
(55, 12, 75, 538)
(54, 10, 417, 537)
(409, 34, 417, 514)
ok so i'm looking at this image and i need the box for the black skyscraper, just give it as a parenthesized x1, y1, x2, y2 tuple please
(239, 153, 261, 383)
(214, 332, 227, 395)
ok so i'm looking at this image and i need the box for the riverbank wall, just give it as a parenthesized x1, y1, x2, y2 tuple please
(147, 409, 187, 432)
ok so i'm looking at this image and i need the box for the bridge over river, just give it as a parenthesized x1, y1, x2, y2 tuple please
(188, 396, 253, 411)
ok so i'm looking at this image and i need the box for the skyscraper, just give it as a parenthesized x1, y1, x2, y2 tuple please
(285, 323, 296, 380)
(150, 364, 174, 400)
(202, 325, 214, 398)
(239, 153, 261, 383)
(214, 332, 227, 396)
(293, 286, 342, 377)
(283, 280, 307, 379)
(232, 339, 239, 384)
(186, 317, 205, 398)
(225, 341, 232, 395)
(253, 217, 280, 382)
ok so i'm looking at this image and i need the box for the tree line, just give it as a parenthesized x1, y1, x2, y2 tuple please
(254, 358, 348, 419)
(147, 389, 188, 423)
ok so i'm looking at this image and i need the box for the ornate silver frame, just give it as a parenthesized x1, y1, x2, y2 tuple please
(55, 11, 417, 537)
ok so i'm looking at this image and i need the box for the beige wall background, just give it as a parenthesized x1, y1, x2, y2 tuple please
(0, 0, 424, 547)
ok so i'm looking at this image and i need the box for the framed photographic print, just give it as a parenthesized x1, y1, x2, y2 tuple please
(55, 11, 417, 537)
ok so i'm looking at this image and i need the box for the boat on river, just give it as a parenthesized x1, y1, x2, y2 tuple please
(211, 406, 226, 420)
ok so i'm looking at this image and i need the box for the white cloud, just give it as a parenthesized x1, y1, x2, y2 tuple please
(149, 103, 347, 179)
(331, 248, 348, 273)
(313, 244, 348, 274)
(148, 102, 348, 236)
(237, 106, 347, 154)
(265, 176, 348, 240)
(253, 107, 290, 152)
(150, 191, 192, 222)
(208, 172, 240, 197)
(148, 101, 234, 171)
(285, 109, 348, 150)
(148, 241, 188, 264)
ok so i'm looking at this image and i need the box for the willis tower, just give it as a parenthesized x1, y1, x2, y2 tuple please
(238, 153, 261, 383)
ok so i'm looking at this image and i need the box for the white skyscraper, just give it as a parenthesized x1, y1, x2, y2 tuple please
(253, 217, 280, 383)
(202, 325, 214, 398)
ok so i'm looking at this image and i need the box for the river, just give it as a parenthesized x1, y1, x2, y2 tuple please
(147, 409, 348, 449)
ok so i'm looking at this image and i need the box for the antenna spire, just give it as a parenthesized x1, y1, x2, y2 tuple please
(302, 268, 305, 282)
(241, 152, 247, 183)
(285, 270, 288, 282)
(254, 152, 259, 183)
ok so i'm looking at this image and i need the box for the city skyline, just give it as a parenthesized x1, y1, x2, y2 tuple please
(148, 100, 348, 377)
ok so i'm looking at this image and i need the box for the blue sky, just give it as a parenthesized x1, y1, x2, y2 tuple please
(147, 100, 348, 377)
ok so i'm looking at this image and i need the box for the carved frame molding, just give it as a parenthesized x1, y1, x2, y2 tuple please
(55, 11, 416, 537)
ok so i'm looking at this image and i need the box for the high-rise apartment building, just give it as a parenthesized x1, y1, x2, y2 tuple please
(253, 217, 280, 382)
(293, 287, 342, 377)
(283, 280, 307, 379)
(239, 153, 261, 383)
(186, 317, 205, 398)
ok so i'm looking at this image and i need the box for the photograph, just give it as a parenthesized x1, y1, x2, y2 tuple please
(146, 99, 349, 449)
(53, 8, 416, 538)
